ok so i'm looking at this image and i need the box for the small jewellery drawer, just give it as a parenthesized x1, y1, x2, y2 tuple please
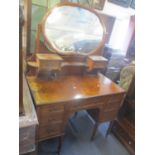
(38, 123, 62, 139)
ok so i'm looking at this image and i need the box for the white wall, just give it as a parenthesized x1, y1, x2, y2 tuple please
(96, 0, 135, 53)
(108, 18, 130, 51)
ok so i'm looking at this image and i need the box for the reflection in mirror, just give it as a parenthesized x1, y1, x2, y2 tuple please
(44, 6, 105, 55)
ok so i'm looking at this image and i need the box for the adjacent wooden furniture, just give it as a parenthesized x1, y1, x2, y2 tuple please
(19, 4, 24, 115)
(19, 75, 38, 155)
(107, 64, 135, 155)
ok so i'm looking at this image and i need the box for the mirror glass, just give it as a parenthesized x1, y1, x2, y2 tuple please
(44, 6, 105, 55)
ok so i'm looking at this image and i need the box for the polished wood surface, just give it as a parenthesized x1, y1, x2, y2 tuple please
(27, 53, 108, 76)
(27, 73, 124, 105)
(27, 73, 125, 144)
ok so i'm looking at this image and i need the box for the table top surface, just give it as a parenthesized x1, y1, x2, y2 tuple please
(27, 74, 125, 106)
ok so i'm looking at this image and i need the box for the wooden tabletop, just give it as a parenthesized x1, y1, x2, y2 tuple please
(27, 74, 125, 105)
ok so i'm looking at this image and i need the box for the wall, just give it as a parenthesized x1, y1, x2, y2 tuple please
(30, 0, 60, 53)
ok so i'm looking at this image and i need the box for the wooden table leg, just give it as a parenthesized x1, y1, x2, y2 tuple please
(69, 118, 79, 133)
(91, 122, 99, 141)
(105, 121, 114, 138)
(58, 136, 64, 155)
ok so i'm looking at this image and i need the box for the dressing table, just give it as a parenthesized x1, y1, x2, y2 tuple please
(26, 2, 125, 154)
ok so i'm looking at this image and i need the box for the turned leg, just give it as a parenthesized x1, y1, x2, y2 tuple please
(91, 122, 99, 141)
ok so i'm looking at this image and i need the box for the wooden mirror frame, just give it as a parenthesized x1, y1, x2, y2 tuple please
(36, 2, 108, 58)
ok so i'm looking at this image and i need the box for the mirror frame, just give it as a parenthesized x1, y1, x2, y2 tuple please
(41, 2, 107, 57)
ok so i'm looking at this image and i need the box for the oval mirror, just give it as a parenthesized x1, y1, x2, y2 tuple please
(43, 4, 106, 56)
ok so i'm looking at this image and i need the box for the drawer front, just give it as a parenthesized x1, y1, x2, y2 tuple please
(39, 112, 64, 126)
(68, 97, 106, 111)
(67, 94, 124, 111)
(38, 60, 61, 71)
(37, 104, 64, 118)
(108, 94, 124, 103)
(37, 105, 64, 126)
(37, 104, 64, 114)
(93, 61, 108, 69)
(105, 100, 122, 111)
(105, 94, 125, 111)
(38, 123, 62, 139)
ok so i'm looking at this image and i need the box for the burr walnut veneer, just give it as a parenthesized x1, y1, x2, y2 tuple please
(27, 73, 125, 142)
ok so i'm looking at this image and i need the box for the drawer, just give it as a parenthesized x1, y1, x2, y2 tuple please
(38, 112, 64, 126)
(68, 97, 103, 111)
(108, 94, 124, 103)
(38, 123, 62, 139)
(105, 101, 122, 110)
(37, 104, 64, 116)
(105, 94, 125, 110)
